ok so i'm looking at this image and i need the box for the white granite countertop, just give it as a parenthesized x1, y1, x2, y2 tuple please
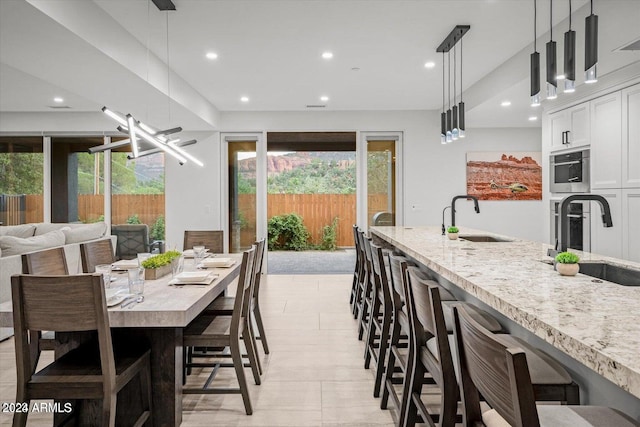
(370, 226, 640, 399)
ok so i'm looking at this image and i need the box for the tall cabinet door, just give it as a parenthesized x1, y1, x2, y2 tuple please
(622, 84, 640, 188)
(590, 189, 623, 258)
(622, 189, 640, 262)
(590, 92, 622, 189)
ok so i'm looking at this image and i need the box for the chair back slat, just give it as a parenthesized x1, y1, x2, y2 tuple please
(22, 247, 68, 275)
(183, 230, 224, 253)
(407, 267, 437, 337)
(252, 238, 266, 299)
(111, 224, 151, 260)
(370, 242, 391, 305)
(231, 247, 256, 336)
(453, 305, 536, 427)
(387, 253, 411, 310)
(81, 239, 115, 273)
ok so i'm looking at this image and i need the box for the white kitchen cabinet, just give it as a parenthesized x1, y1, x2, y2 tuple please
(549, 103, 590, 150)
(590, 92, 622, 189)
(622, 189, 640, 262)
(589, 189, 623, 259)
(622, 84, 640, 188)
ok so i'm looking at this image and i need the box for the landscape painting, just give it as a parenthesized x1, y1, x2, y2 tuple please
(466, 152, 542, 200)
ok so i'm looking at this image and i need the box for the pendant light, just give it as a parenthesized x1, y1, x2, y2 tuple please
(546, 0, 557, 100)
(441, 51, 446, 144)
(452, 44, 459, 141)
(585, 0, 598, 83)
(563, 0, 576, 92)
(530, 0, 541, 106)
(458, 37, 466, 138)
(446, 50, 452, 143)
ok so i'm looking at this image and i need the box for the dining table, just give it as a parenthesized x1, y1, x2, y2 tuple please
(0, 252, 243, 427)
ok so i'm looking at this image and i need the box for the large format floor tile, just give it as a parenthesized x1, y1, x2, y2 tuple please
(0, 274, 397, 426)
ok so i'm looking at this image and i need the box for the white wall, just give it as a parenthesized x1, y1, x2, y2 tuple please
(162, 110, 544, 248)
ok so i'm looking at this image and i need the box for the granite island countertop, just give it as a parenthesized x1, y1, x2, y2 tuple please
(370, 226, 640, 399)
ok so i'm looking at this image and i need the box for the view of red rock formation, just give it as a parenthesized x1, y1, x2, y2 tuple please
(466, 153, 542, 200)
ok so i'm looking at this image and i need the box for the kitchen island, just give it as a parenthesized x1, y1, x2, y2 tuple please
(371, 226, 640, 419)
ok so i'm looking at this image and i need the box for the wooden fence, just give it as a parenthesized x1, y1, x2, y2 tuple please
(4, 193, 389, 247)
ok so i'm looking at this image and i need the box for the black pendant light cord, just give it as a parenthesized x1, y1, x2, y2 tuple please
(569, 0, 572, 30)
(448, 50, 451, 110)
(442, 52, 445, 113)
(453, 44, 457, 104)
(534, 0, 537, 51)
(460, 38, 463, 103)
(550, 0, 553, 41)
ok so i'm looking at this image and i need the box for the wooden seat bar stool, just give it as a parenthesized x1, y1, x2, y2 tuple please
(352, 228, 369, 321)
(183, 246, 259, 415)
(11, 274, 152, 427)
(357, 231, 375, 340)
(350, 225, 365, 313)
(452, 305, 637, 427)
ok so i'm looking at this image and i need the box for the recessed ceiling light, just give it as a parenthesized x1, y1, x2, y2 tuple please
(205, 52, 218, 60)
(528, 116, 538, 121)
(240, 96, 249, 103)
(322, 51, 333, 59)
(501, 101, 512, 107)
(351, 67, 360, 71)
(424, 61, 436, 69)
(320, 96, 329, 102)
(53, 97, 64, 103)
(556, 74, 566, 80)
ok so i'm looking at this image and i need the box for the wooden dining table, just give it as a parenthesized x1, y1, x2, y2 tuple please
(0, 253, 243, 427)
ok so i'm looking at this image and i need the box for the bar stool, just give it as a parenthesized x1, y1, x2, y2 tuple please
(356, 231, 374, 340)
(350, 225, 365, 313)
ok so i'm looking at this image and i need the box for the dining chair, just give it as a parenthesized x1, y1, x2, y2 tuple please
(183, 230, 224, 253)
(111, 224, 163, 260)
(452, 305, 637, 427)
(11, 274, 152, 427)
(183, 246, 259, 415)
(80, 239, 116, 273)
(21, 247, 69, 366)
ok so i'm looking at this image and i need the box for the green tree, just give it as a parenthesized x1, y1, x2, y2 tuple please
(0, 153, 44, 194)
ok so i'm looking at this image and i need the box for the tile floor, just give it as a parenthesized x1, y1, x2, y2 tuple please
(0, 274, 400, 426)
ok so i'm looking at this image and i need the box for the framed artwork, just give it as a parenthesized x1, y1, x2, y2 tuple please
(466, 152, 542, 200)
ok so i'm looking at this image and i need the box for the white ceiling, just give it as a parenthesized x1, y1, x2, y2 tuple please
(1, 0, 638, 130)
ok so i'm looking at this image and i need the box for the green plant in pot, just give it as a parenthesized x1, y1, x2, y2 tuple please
(140, 250, 182, 279)
(555, 251, 580, 276)
(447, 226, 459, 240)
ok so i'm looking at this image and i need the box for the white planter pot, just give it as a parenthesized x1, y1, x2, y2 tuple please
(448, 233, 459, 240)
(557, 263, 579, 276)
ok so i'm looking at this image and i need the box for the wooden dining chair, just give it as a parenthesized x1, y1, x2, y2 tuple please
(183, 230, 224, 253)
(80, 239, 116, 273)
(183, 246, 259, 415)
(452, 305, 637, 427)
(11, 274, 152, 427)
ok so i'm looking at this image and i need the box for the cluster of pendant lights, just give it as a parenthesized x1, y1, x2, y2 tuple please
(439, 25, 469, 144)
(530, 0, 598, 107)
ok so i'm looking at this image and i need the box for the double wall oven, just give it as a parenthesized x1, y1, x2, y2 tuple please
(549, 148, 590, 252)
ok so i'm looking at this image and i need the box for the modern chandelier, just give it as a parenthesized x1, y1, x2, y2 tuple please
(437, 25, 470, 144)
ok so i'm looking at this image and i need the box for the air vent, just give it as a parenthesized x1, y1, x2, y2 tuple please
(615, 37, 640, 51)
(306, 105, 326, 108)
(48, 105, 71, 109)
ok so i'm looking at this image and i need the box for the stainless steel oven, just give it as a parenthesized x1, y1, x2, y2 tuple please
(550, 149, 590, 193)
(550, 196, 590, 252)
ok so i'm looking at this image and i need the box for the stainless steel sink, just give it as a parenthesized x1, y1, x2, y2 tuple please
(459, 235, 513, 243)
(578, 263, 640, 287)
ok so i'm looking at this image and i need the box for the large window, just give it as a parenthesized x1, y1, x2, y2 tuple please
(0, 137, 44, 225)
(228, 141, 257, 252)
(367, 140, 396, 228)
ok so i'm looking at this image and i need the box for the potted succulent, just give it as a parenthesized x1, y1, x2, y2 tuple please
(140, 250, 182, 280)
(555, 252, 580, 276)
(447, 226, 459, 240)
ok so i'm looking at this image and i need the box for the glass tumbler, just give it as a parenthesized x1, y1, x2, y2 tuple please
(95, 264, 112, 288)
(193, 246, 205, 268)
(171, 256, 184, 277)
(128, 267, 145, 295)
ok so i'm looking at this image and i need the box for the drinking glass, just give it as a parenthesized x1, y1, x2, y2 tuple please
(137, 252, 152, 266)
(171, 256, 184, 277)
(128, 267, 145, 295)
(193, 246, 205, 268)
(95, 264, 112, 288)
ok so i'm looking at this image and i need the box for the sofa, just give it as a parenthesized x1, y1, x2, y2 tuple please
(0, 222, 116, 341)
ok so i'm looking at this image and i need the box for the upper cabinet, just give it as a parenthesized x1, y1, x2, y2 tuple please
(590, 92, 622, 190)
(622, 85, 640, 188)
(549, 103, 590, 150)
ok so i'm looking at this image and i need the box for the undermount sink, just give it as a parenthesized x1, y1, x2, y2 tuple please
(459, 235, 513, 243)
(578, 263, 640, 287)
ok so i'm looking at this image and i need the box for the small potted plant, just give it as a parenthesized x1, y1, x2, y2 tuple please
(555, 252, 580, 276)
(447, 226, 459, 240)
(140, 250, 182, 280)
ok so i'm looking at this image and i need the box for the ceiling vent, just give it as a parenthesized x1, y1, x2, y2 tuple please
(48, 105, 71, 109)
(151, 0, 176, 11)
(615, 37, 640, 52)
(306, 105, 326, 108)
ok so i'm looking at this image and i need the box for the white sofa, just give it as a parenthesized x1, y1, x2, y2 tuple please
(0, 222, 116, 341)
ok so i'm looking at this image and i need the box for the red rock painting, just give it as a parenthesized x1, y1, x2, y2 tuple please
(466, 152, 542, 201)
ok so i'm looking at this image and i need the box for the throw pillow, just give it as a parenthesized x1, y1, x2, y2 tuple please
(62, 222, 107, 244)
(0, 224, 36, 238)
(0, 230, 66, 257)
